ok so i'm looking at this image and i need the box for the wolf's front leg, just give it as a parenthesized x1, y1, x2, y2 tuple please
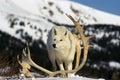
(48, 52, 57, 71)
(50, 58, 57, 71)
(57, 60, 67, 77)
(65, 62, 75, 77)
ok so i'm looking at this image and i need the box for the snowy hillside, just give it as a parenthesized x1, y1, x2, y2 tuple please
(0, 0, 120, 44)
(0, 0, 120, 79)
(10, 0, 120, 25)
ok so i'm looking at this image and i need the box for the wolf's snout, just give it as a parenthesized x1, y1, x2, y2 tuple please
(52, 44, 56, 48)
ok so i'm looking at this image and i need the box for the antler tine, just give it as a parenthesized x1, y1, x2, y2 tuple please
(73, 34, 82, 69)
(66, 14, 82, 28)
(25, 45, 53, 74)
(86, 35, 95, 40)
(77, 17, 80, 23)
(66, 14, 76, 24)
(22, 48, 27, 57)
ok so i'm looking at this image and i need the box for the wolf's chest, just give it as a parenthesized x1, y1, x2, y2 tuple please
(54, 49, 69, 60)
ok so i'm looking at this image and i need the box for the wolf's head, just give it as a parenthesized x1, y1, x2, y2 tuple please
(50, 26, 70, 50)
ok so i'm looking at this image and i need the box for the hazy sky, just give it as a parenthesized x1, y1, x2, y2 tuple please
(72, 0, 120, 16)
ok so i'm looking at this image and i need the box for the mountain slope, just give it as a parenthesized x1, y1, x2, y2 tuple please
(10, 0, 120, 25)
(0, 0, 120, 44)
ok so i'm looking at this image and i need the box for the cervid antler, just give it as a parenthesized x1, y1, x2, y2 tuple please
(17, 53, 35, 78)
(18, 14, 94, 77)
(18, 43, 55, 77)
(66, 14, 94, 73)
(19, 43, 79, 77)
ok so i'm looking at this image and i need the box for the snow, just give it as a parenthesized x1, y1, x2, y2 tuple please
(0, 0, 54, 44)
(33, 77, 105, 80)
(0, 76, 105, 80)
(0, 72, 105, 80)
(93, 44, 103, 51)
(0, 12, 54, 44)
(95, 31, 104, 39)
(110, 39, 120, 46)
(109, 61, 120, 69)
(10, 0, 120, 26)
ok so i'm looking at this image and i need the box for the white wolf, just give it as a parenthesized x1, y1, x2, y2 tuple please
(47, 26, 76, 76)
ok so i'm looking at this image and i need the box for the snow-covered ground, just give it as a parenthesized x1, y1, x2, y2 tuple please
(27, 77, 105, 80)
(0, 76, 105, 80)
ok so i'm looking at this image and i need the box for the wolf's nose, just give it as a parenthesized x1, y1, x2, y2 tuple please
(52, 44, 56, 48)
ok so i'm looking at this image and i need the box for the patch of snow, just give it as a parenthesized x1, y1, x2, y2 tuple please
(109, 61, 120, 69)
(93, 64, 99, 69)
(110, 39, 120, 46)
(95, 31, 104, 39)
(93, 44, 103, 51)
(104, 33, 109, 38)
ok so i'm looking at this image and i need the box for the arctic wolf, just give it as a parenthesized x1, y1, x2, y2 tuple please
(47, 26, 76, 76)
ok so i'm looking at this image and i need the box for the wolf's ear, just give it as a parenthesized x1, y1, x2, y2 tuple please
(64, 30, 67, 36)
(54, 29, 57, 35)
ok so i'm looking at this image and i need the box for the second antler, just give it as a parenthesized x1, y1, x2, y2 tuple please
(66, 14, 94, 73)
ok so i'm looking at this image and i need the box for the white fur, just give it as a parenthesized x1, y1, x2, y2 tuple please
(47, 26, 76, 75)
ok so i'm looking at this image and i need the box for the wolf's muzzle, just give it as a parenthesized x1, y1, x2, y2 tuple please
(52, 44, 56, 48)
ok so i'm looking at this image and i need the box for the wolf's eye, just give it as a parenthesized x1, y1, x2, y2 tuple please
(60, 39, 63, 41)
(54, 39, 56, 41)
